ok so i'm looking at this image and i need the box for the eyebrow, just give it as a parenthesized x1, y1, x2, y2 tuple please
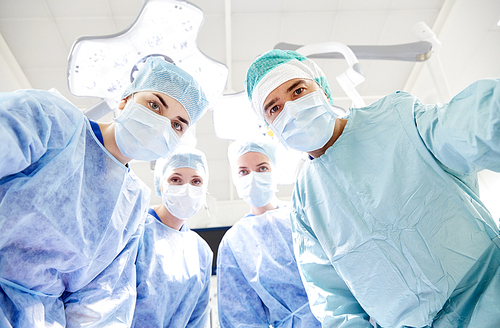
(263, 79, 306, 113)
(176, 116, 190, 126)
(286, 79, 305, 93)
(153, 93, 168, 108)
(256, 162, 269, 167)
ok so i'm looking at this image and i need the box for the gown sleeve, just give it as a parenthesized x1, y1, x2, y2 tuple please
(186, 248, 213, 328)
(290, 199, 373, 328)
(62, 222, 144, 328)
(217, 236, 270, 328)
(0, 90, 83, 179)
(415, 78, 500, 174)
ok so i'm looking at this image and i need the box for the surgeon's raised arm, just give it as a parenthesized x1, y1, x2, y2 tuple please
(217, 238, 269, 328)
(415, 78, 500, 174)
(291, 205, 373, 328)
(0, 90, 84, 179)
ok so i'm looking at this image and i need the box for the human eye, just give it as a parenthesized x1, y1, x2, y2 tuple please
(238, 169, 249, 176)
(172, 121, 183, 132)
(191, 178, 202, 186)
(258, 166, 269, 172)
(169, 176, 182, 184)
(149, 100, 160, 112)
(294, 87, 304, 96)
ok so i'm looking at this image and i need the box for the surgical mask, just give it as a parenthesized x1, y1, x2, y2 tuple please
(235, 171, 276, 208)
(114, 99, 180, 161)
(270, 90, 337, 152)
(162, 183, 205, 219)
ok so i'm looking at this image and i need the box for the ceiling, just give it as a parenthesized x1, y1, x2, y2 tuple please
(1, 0, 500, 226)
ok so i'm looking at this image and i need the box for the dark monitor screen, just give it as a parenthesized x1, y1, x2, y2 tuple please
(193, 226, 232, 275)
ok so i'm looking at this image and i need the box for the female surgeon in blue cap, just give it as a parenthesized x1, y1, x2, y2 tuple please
(244, 49, 500, 328)
(132, 145, 212, 328)
(0, 56, 209, 327)
(217, 136, 321, 328)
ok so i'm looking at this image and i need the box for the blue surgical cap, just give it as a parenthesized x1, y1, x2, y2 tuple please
(154, 145, 209, 196)
(244, 49, 332, 120)
(122, 56, 210, 125)
(228, 136, 278, 170)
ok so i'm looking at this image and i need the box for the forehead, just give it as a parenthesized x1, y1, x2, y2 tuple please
(165, 167, 202, 179)
(264, 78, 318, 104)
(236, 151, 271, 167)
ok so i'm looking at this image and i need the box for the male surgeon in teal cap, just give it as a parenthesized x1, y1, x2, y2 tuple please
(245, 49, 500, 328)
(0, 56, 209, 327)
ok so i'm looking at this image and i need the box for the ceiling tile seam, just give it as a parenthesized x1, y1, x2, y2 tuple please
(43, 0, 70, 55)
(104, 0, 118, 33)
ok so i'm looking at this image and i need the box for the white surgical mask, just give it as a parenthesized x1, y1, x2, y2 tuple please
(162, 183, 205, 219)
(114, 100, 180, 161)
(270, 90, 337, 152)
(236, 171, 276, 208)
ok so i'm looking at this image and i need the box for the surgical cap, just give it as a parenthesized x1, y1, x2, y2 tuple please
(244, 49, 333, 120)
(122, 56, 210, 124)
(228, 136, 278, 170)
(154, 145, 209, 196)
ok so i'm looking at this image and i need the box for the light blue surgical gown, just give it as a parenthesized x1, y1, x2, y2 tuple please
(217, 205, 321, 328)
(132, 209, 213, 327)
(0, 90, 150, 327)
(291, 79, 500, 327)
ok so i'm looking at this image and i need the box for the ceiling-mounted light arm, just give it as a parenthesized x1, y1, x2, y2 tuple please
(413, 21, 451, 102)
(296, 42, 366, 108)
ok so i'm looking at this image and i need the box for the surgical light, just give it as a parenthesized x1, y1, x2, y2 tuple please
(67, 0, 228, 119)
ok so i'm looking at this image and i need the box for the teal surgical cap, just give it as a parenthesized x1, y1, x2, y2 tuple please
(228, 136, 278, 171)
(122, 56, 210, 125)
(154, 145, 209, 196)
(244, 49, 332, 120)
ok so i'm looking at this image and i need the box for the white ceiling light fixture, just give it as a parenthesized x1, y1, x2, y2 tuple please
(67, 0, 228, 119)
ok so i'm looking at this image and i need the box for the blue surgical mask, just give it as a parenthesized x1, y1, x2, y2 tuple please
(114, 99, 180, 161)
(270, 90, 337, 152)
(236, 171, 277, 208)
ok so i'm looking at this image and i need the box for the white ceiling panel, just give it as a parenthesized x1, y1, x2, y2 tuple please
(380, 10, 440, 44)
(390, 0, 445, 10)
(45, 0, 113, 17)
(0, 0, 52, 19)
(0, 18, 67, 69)
(229, 60, 253, 92)
(338, 0, 395, 11)
(112, 16, 140, 32)
(107, 0, 144, 17)
(281, 12, 337, 45)
(232, 13, 283, 60)
(195, 14, 226, 63)
(23, 67, 67, 92)
(284, 0, 341, 12)
(55, 18, 118, 50)
(189, 0, 225, 15)
(232, 0, 285, 13)
(329, 11, 390, 44)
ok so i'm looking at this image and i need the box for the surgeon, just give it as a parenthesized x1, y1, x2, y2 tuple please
(0, 56, 209, 327)
(244, 49, 500, 328)
(217, 136, 321, 328)
(132, 145, 212, 327)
